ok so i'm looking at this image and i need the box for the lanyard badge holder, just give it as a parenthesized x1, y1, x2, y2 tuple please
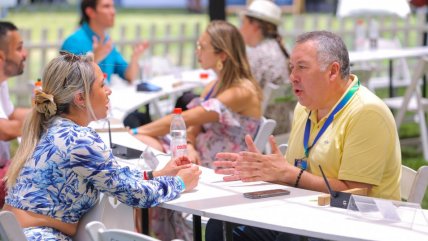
(303, 81, 360, 208)
(294, 158, 307, 170)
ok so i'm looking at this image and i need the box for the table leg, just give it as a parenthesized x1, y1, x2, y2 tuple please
(389, 59, 394, 97)
(222, 221, 233, 241)
(193, 215, 202, 241)
(423, 75, 427, 98)
(141, 208, 149, 235)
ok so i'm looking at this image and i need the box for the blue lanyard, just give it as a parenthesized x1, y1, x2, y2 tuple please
(204, 80, 218, 101)
(303, 81, 360, 157)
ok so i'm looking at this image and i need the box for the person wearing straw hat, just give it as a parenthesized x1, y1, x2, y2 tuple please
(241, 0, 293, 135)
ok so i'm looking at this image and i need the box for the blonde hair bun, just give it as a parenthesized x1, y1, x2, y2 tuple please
(34, 90, 57, 118)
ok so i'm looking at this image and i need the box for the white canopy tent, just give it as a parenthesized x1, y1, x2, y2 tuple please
(336, 0, 411, 18)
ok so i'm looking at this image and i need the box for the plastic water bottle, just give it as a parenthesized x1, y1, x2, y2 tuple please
(368, 19, 379, 49)
(32, 78, 42, 105)
(170, 108, 187, 159)
(355, 19, 366, 51)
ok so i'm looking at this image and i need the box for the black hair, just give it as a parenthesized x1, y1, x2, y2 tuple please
(0, 21, 18, 52)
(79, 0, 98, 26)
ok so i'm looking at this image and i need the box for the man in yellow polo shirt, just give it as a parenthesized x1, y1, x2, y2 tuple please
(206, 30, 401, 241)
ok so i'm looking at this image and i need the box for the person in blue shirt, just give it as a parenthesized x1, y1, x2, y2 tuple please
(61, 0, 147, 83)
(62, 0, 151, 128)
(4, 52, 201, 241)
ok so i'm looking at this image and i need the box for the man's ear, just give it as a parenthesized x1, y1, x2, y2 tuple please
(85, 7, 96, 20)
(329, 62, 340, 81)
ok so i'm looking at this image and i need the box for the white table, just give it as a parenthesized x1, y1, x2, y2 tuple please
(108, 69, 215, 121)
(349, 46, 428, 63)
(98, 131, 428, 241)
(350, 46, 428, 161)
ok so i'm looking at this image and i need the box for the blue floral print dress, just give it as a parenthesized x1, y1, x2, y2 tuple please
(5, 117, 184, 241)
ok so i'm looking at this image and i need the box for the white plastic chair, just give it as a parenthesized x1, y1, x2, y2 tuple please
(401, 165, 428, 204)
(261, 82, 280, 115)
(73, 193, 134, 241)
(85, 221, 160, 241)
(278, 143, 288, 155)
(253, 117, 277, 153)
(0, 211, 27, 241)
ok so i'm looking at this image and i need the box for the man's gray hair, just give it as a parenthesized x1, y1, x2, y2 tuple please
(296, 31, 350, 80)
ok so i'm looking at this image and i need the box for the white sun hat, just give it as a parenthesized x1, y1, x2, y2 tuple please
(243, 0, 282, 26)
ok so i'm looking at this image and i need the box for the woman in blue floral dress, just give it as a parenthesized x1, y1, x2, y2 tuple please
(3, 52, 201, 241)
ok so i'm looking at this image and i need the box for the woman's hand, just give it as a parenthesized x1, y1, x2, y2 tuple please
(187, 144, 201, 165)
(154, 156, 192, 177)
(177, 165, 201, 192)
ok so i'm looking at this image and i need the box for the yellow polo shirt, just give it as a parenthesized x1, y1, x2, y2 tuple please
(286, 76, 401, 200)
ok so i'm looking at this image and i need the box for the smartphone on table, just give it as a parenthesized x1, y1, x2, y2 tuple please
(243, 189, 290, 199)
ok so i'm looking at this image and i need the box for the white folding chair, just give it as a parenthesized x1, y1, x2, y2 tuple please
(383, 57, 428, 160)
(253, 117, 277, 153)
(351, 66, 373, 87)
(85, 221, 160, 241)
(73, 193, 134, 241)
(362, 38, 412, 91)
(401, 165, 428, 204)
(0, 211, 27, 241)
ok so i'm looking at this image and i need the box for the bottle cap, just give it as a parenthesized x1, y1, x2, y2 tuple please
(199, 72, 209, 79)
(35, 78, 42, 87)
(173, 108, 182, 114)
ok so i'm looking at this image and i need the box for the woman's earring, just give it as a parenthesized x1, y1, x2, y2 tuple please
(216, 60, 223, 71)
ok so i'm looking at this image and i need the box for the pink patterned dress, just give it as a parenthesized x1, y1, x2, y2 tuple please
(188, 98, 261, 168)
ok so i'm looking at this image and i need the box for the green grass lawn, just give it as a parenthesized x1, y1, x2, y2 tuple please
(4, 6, 428, 210)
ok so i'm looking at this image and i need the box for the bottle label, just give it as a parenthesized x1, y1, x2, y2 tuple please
(171, 139, 187, 159)
(176, 144, 187, 150)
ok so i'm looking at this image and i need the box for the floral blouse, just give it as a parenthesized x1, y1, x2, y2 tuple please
(247, 38, 289, 88)
(188, 98, 260, 168)
(6, 117, 184, 240)
(247, 38, 295, 134)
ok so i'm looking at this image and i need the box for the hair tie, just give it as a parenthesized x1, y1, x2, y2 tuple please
(34, 91, 57, 118)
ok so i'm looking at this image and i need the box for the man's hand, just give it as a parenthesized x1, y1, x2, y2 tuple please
(131, 41, 149, 62)
(92, 36, 113, 63)
(214, 135, 289, 183)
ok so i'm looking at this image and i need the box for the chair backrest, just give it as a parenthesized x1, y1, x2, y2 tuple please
(358, 37, 412, 91)
(278, 143, 288, 155)
(86, 221, 160, 241)
(401, 165, 428, 204)
(350, 66, 373, 87)
(73, 193, 134, 241)
(261, 83, 280, 115)
(0, 211, 27, 241)
(253, 117, 277, 152)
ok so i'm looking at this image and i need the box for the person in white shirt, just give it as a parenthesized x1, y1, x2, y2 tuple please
(0, 21, 29, 208)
